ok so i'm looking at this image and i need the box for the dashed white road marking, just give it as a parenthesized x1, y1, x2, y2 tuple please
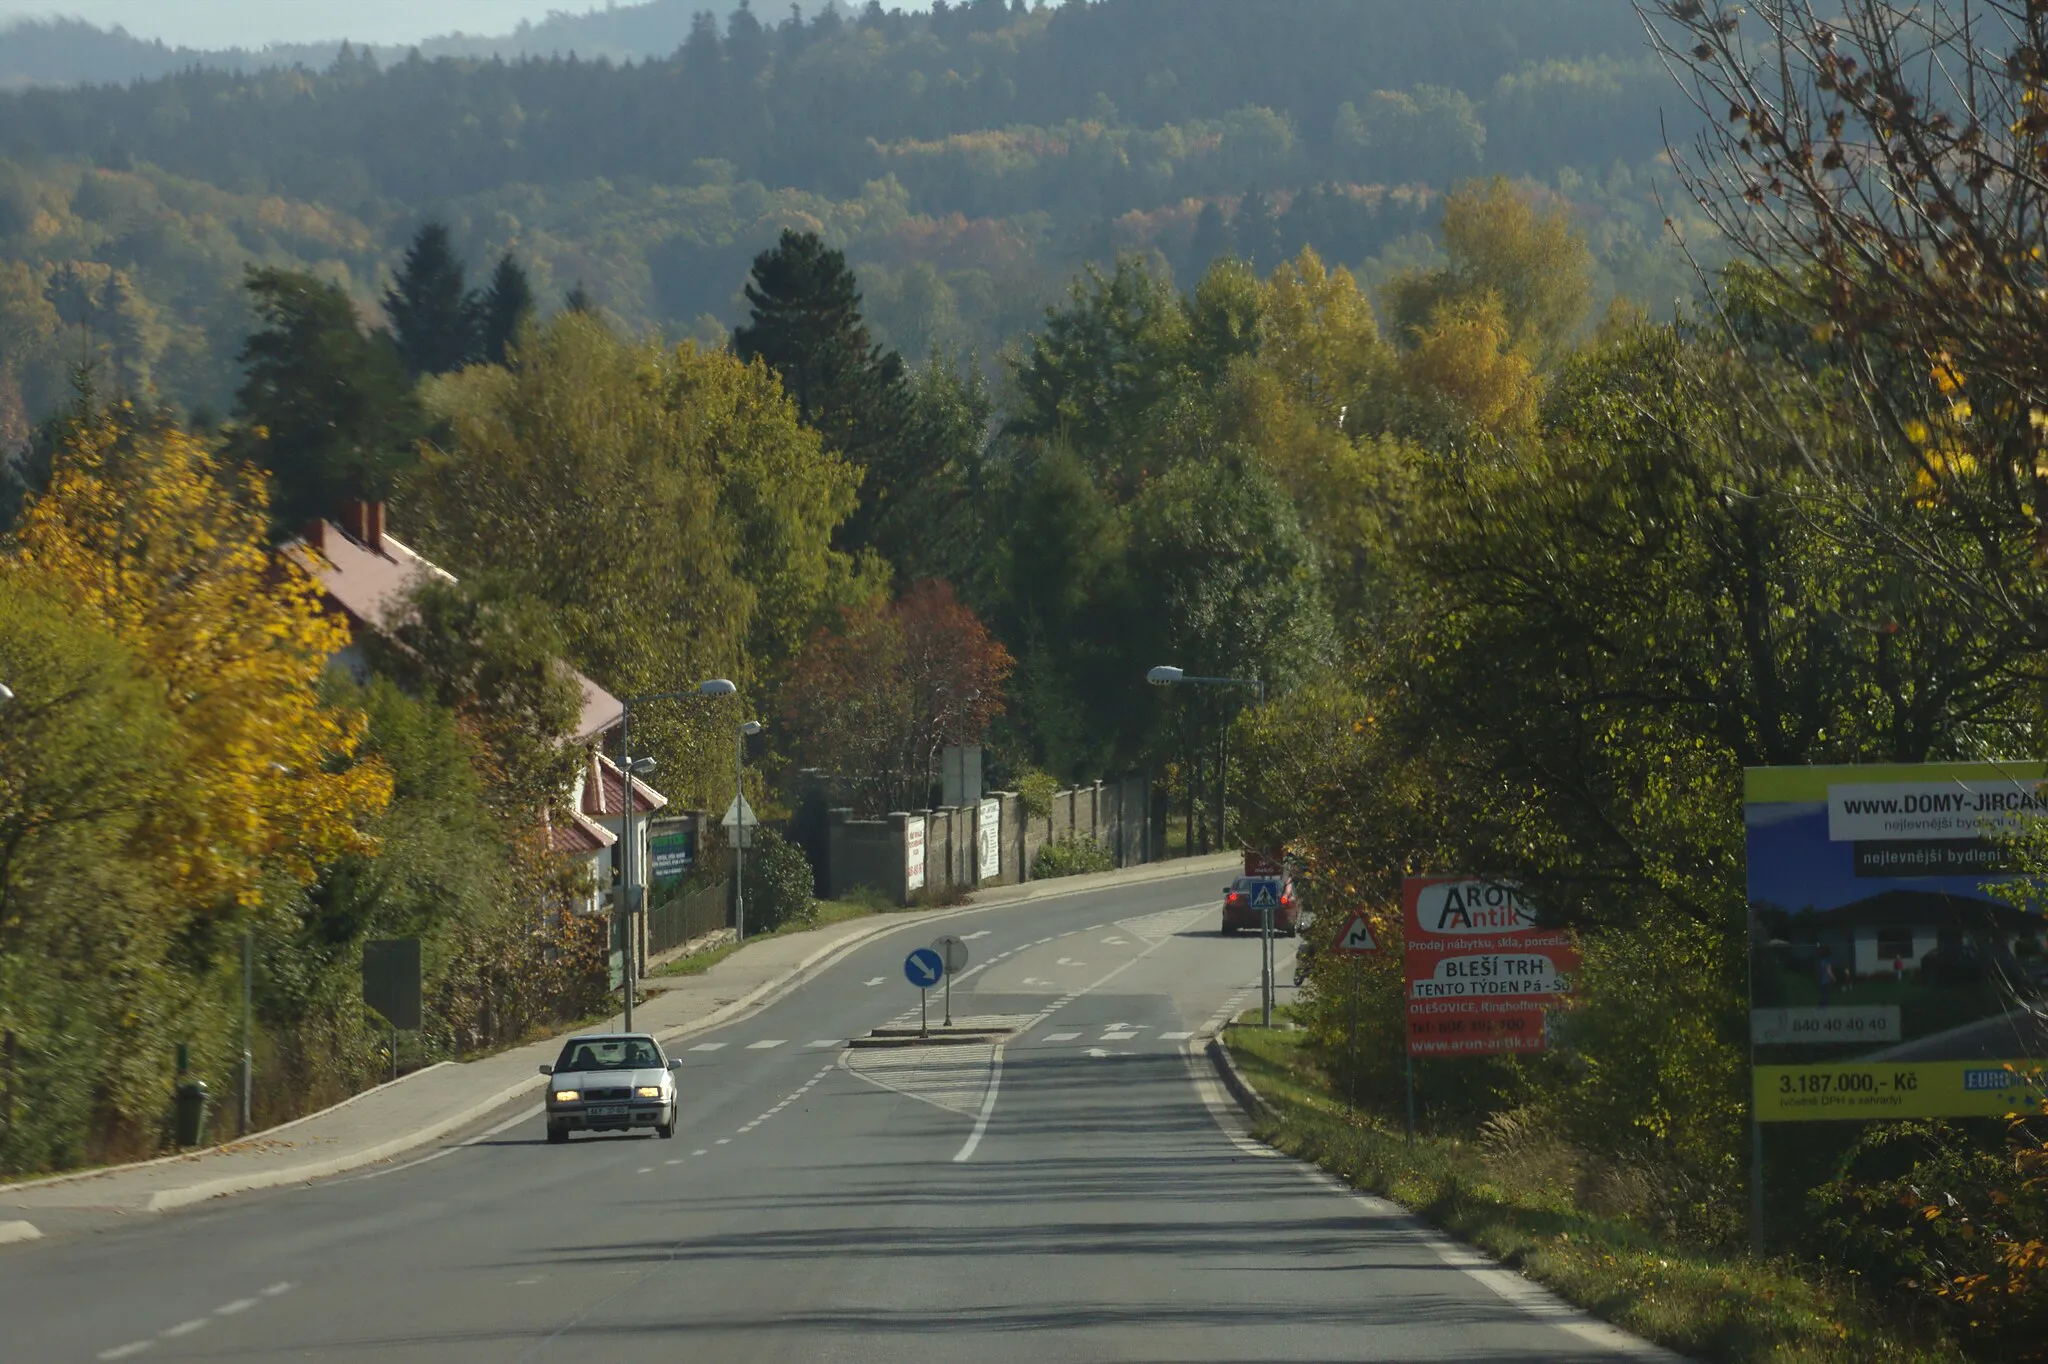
(665, 1158, 683, 1165)
(1044, 1031, 1081, 1041)
(806, 1039, 840, 1048)
(865, 977, 886, 986)
(1161, 1030, 1193, 1040)
(1085, 1048, 1110, 1058)
(746, 1039, 786, 1050)
(637, 1166, 653, 1174)
(715, 1138, 731, 1145)
(1056, 957, 1084, 966)
(215, 1299, 257, 1317)
(261, 1283, 293, 1298)
(963, 930, 991, 940)
(688, 1042, 726, 1052)
(1101, 937, 1127, 945)
(96, 1344, 151, 1360)
(692, 1148, 708, 1156)
(160, 1319, 209, 1339)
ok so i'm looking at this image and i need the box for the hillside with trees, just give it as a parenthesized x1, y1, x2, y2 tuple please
(0, 0, 1702, 431)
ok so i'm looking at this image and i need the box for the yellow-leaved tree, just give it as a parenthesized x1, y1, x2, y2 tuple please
(12, 402, 390, 913)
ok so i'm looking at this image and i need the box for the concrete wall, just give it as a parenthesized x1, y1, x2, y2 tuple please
(821, 777, 1163, 905)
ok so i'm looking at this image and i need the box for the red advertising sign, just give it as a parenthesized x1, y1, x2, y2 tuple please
(1403, 876, 1578, 1058)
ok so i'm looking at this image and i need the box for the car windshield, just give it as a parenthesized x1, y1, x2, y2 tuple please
(554, 1038, 662, 1072)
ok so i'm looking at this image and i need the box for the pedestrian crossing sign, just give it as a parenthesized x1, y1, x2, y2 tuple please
(1248, 880, 1281, 910)
(1333, 912, 1380, 955)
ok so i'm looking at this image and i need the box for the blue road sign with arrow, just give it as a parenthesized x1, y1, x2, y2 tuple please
(904, 947, 944, 988)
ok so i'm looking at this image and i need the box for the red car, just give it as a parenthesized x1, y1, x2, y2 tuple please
(1222, 876, 1299, 936)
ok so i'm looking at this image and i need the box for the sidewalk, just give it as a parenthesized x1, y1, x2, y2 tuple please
(0, 853, 1235, 1242)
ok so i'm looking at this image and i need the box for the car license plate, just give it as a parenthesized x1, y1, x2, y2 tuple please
(586, 1105, 629, 1117)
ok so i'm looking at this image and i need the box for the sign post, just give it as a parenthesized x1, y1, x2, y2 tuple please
(932, 934, 970, 1026)
(1247, 878, 1282, 1025)
(1330, 911, 1380, 1113)
(904, 947, 945, 1038)
(1401, 877, 1579, 1142)
(362, 938, 422, 1084)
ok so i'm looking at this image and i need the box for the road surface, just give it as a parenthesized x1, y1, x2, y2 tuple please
(2, 867, 1654, 1362)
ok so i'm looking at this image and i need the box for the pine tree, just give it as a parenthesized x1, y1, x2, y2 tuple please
(733, 230, 909, 553)
(384, 221, 476, 378)
(563, 281, 595, 314)
(230, 267, 423, 534)
(473, 252, 534, 365)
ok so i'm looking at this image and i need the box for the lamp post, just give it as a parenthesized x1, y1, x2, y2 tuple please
(692, 680, 763, 943)
(1147, 664, 1272, 1022)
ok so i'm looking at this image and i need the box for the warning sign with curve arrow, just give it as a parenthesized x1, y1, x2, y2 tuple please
(1332, 912, 1380, 955)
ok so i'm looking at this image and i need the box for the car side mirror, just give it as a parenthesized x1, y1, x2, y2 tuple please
(667, 1058, 683, 1071)
(537, 1064, 552, 1075)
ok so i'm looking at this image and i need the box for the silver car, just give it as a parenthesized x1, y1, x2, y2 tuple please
(539, 1033, 680, 1143)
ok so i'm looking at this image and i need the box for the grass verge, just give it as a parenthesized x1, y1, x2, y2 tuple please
(1222, 1021, 1962, 1364)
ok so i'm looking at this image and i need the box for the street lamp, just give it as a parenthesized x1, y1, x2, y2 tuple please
(1147, 663, 1273, 1022)
(696, 681, 764, 942)
(0, 682, 14, 704)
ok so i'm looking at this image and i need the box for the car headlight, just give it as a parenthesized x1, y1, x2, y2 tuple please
(552, 1090, 579, 1103)
(636, 1086, 662, 1099)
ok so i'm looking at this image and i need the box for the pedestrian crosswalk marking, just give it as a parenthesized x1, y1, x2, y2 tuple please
(1161, 1031, 1193, 1040)
(746, 1039, 786, 1050)
(689, 1042, 726, 1052)
(1044, 1031, 1081, 1041)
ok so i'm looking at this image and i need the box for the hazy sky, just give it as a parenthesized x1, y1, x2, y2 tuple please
(0, 1, 592, 47)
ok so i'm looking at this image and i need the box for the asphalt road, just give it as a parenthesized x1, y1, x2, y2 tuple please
(3, 868, 1652, 1362)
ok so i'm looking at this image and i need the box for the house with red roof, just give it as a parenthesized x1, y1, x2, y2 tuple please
(285, 498, 665, 924)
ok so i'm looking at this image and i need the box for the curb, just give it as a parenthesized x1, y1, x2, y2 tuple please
(1206, 1030, 1274, 1121)
(4, 857, 1232, 1215)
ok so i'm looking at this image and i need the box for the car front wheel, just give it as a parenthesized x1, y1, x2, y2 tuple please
(657, 1107, 676, 1139)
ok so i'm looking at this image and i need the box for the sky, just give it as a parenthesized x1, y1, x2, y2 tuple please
(0, 1, 593, 47)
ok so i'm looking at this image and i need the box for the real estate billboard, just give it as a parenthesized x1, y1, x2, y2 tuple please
(1403, 876, 1579, 1057)
(1745, 762, 2048, 1120)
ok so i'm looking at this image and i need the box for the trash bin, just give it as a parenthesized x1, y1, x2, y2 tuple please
(173, 1079, 209, 1147)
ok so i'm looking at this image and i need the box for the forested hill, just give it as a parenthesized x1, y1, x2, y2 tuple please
(0, 3, 749, 90)
(0, 0, 1702, 427)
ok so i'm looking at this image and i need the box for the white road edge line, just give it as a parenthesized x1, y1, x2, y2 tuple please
(950, 1043, 1005, 1163)
(96, 1343, 151, 1360)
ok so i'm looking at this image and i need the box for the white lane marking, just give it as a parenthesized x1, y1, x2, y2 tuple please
(865, 977, 886, 986)
(806, 1039, 839, 1048)
(715, 1138, 731, 1145)
(951, 1043, 1005, 1163)
(689, 1042, 727, 1052)
(746, 1039, 786, 1050)
(160, 1320, 209, 1339)
(665, 1158, 683, 1165)
(963, 930, 990, 939)
(1044, 1032, 1081, 1041)
(1085, 1048, 1110, 1057)
(1056, 957, 1084, 966)
(637, 1167, 652, 1174)
(215, 1299, 258, 1316)
(1161, 1031, 1193, 1040)
(1102, 1032, 1137, 1042)
(1180, 1038, 1278, 1159)
(261, 1282, 293, 1298)
(1101, 937, 1127, 945)
(97, 1344, 151, 1360)
(692, 1149, 708, 1156)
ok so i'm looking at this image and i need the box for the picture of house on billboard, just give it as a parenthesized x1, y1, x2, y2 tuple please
(1403, 877, 1579, 1058)
(1745, 763, 2048, 1121)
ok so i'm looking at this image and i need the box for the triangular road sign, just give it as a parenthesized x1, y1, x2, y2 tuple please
(720, 795, 759, 828)
(1333, 912, 1380, 955)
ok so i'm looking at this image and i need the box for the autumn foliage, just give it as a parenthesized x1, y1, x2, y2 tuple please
(779, 580, 1012, 815)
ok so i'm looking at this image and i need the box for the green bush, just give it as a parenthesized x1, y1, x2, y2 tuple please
(1016, 768, 1060, 819)
(1031, 833, 1115, 879)
(742, 828, 817, 933)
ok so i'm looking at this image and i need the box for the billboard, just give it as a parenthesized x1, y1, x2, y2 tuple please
(976, 798, 1000, 882)
(1403, 877, 1579, 1057)
(1746, 763, 2048, 1121)
(905, 815, 926, 893)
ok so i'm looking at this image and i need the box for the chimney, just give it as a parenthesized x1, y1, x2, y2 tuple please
(587, 749, 607, 816)
(364, 500, 385, 552)
(339, 498, 386, 552)
(301, 519, 326, 553)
